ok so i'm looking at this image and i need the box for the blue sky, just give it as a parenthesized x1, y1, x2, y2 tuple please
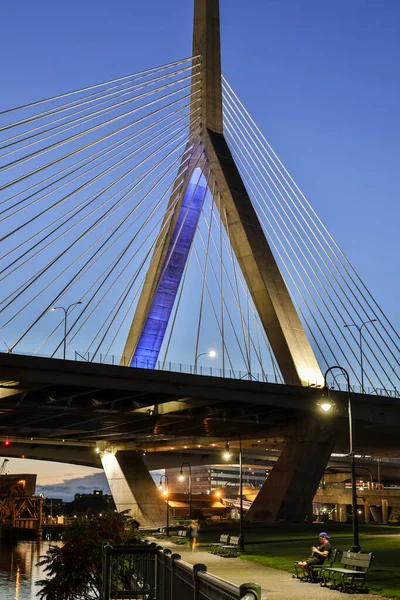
(1, 0, 400, 489)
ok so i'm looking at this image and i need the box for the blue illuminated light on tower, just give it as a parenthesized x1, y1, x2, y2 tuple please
(131, 168, 208, 368)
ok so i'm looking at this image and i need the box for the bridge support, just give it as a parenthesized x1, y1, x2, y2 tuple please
(246, 420, 334, 523)
(101, 450, 167, 527)
(336, 503, 347, 522)
(364, 500, 371, 523)
(382, 498, 389, 524)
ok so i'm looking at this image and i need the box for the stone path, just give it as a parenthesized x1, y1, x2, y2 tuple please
(148, 537, 380, 600)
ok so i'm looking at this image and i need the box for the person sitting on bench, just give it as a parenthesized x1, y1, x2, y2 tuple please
(297, 532, 331, 579)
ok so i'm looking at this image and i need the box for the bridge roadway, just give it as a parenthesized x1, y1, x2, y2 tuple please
(1, 352, 399, 526)
(0, 352, 398, 454)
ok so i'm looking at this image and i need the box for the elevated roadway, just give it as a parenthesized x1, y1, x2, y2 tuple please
(0, 353, 399, 454)
(1, 353, 399, 526)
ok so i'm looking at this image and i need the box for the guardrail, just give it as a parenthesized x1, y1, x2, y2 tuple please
(9, 349, 400, 397)
(102, 542, 261, 600)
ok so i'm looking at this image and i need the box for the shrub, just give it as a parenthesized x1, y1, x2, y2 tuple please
(36, 511, 140, 600)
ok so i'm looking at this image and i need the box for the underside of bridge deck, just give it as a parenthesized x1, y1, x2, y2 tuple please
(1, 353, 400, 525)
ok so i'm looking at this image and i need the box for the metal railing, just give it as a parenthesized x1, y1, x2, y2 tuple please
(8, 349, 400, 398)
(102, 542, 261, 600)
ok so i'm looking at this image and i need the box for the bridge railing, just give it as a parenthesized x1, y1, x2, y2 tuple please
(76, 350, 284, 384)
(102, 541, 261, 600)
(8, 349, 400, 397)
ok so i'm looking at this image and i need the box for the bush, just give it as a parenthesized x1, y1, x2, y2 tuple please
(36, 511, 140, 600)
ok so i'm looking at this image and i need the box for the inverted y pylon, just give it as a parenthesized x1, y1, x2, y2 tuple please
(123, 0, 323, 386)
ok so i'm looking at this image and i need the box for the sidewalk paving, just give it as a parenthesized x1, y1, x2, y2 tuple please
(148, 537, 380, 600)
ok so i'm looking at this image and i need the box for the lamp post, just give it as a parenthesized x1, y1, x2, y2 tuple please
(222, 439, 245, 552)
(51, 301, 82, 359)
(194, 350, 216, 373)
(344, 319, 376, 394)
(158, 474, 170, 536)
(179, 462, 192, 520)
(317, 366, 360, 552)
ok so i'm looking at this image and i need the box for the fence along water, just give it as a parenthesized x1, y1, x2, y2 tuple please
(102, 542, 261, 600)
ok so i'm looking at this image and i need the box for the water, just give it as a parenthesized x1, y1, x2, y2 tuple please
(0, 540, 59, 600)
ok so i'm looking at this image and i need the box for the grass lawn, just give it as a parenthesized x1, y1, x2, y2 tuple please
(201, 523, 400, 598)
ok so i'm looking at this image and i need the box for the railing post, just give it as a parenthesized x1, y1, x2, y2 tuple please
(193, 563, 207, 600)
(170, 553, 181, 600)
(102, 542, 112, 600)
(239, 582, 262, 600)
(163, 548, 172, 600)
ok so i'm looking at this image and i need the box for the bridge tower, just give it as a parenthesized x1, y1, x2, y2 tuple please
(114, 0, 330, 525)
(122, 0, 323, 389)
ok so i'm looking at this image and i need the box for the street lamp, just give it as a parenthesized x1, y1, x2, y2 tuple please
(344, 319, 376, 393)
(222, 438, 245, 552)
(51, 301, 82, 359)
(179, 462, 192, 520)
(223, 440, 232, 460)
(194, 350, 216, 373)
(317, 366, 360, 552)
(158, 474, 170, 536)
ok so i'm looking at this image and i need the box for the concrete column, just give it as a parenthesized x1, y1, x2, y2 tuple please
(246, 420, 334, 523)
(334, 503, 340, 522)
(364, 501, 370, 524)
(338, 504, 347, 523)
(101, 450, 167, 528)
(382, 499, 389, 524)
(370, 506, 381, 523)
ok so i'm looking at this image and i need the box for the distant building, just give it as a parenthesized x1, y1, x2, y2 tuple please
(44, 489, 115, 516)
(73, 489, 115, 513)
(165, 465, 267, 494)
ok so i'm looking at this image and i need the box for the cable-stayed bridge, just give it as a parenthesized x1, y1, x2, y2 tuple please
(1, 0, 400, 526)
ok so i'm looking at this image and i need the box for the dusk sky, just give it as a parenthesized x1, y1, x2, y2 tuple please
(1, 0, 400, 495)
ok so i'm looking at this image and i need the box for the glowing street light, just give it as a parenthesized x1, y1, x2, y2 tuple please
(317, 366, 360, 552)
(159, 474, 170, 536)
(223, 441, 232, 460)
(179, 462, 192, 520)
(194, 350, 217, 373)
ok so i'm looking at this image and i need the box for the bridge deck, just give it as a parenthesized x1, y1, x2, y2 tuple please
(0, 353, 399, 456)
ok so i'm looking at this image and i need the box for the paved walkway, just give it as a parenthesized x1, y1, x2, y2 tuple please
(148, 537, 379, 600)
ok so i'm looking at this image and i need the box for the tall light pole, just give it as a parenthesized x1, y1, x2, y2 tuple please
(158, 474, 170, 536)
(179, 462, 192, 520)
(344, 319, 376, 394)
(223, 439, 245, 552)
(317, 365, 360, 552)
(51, 301, 82, 360)
(194, 350, 216, 373)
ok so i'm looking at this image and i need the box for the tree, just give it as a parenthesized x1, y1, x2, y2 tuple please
(36, 511, 140, 600)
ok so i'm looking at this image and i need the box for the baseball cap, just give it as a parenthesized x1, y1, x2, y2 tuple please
(319, 532, 330, 539)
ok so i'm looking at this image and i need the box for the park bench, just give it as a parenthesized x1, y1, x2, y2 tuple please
(153, 527, 167, 538)
(171, 529, 189, 544)
(294, 548, 339, 582)
(209, 534, 230, 554)
(320, 551, 374, 592)
(219, 535, 240, 558)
